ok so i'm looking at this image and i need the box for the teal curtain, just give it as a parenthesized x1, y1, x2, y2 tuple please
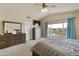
(45, 22, 48, 38)
(67, 17, 76, 39)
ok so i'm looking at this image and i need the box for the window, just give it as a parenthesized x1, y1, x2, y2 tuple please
(48, 21, 67, 37)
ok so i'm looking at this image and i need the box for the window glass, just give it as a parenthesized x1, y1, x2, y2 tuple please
(48, 22, 67, 37)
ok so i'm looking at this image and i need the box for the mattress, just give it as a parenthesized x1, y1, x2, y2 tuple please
(31, 37, 79, 56)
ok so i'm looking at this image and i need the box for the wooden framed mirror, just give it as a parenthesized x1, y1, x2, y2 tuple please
(3, 21, 22, 34)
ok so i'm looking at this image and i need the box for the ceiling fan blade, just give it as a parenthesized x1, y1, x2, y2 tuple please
(49, 5, 56, 7)
(33, 3, 56, 8)
(27, 16, 31, 19)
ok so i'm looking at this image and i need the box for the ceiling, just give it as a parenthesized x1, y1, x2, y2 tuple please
(0, 3, 79, 21)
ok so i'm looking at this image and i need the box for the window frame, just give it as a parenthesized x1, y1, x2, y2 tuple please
(48, 20, 67, 37)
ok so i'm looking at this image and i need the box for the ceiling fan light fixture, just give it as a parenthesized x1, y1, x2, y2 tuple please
(41, 7, 48, 13)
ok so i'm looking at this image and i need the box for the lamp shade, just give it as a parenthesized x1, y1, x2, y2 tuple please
(41, 7, 48, 13)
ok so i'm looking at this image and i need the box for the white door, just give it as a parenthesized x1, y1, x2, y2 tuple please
(25, 20, 32, 41)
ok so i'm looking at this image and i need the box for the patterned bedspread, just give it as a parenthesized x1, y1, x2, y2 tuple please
(31, 37, 79, 56)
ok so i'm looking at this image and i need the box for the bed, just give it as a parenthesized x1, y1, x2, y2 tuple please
(31, 37, 79, 56)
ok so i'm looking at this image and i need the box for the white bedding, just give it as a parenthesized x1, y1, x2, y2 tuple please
(32, 37, 79, 56)
(40, 37, 79, 56)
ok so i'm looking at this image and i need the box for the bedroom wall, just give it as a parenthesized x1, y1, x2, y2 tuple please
(0, 21, 3, 34)
(40, 10, 79, 39)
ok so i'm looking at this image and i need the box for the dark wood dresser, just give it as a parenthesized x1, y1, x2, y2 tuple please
(0, 33, 26, 49)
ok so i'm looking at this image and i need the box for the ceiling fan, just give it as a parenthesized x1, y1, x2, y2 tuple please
(42, 3, 56, 8)
(26, 3, 56, 19)
(34, 3, 56, 13)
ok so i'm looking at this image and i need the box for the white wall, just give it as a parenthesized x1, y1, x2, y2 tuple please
(0, 21, 3, 34)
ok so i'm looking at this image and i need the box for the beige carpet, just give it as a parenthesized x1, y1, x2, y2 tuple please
(0, 38, 44, 56)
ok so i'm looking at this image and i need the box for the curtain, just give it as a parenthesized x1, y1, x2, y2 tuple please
(45, 22, 48, 38)
(67, 17, 76, 39)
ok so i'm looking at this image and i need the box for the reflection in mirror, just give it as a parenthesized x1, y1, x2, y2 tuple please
(3, 21, 22, 34)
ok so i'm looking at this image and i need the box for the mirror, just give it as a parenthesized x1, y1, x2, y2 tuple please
(3, 21, 22, 34)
